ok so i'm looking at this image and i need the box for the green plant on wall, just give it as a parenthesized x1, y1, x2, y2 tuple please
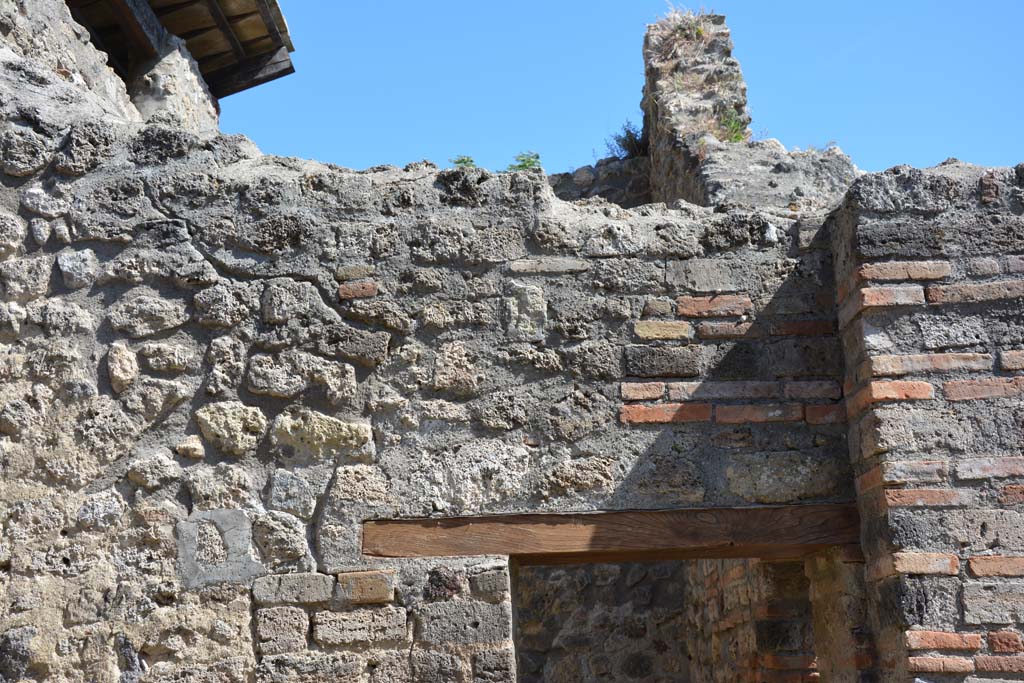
(450, 155, 476, 168)
(506, 151, 541, 172)
(717, 108, 749, 143)
(606, 120, 648, 159)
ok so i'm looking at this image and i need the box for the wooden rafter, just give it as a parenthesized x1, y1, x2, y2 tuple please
(202, 0, 245, 60)
(362, 504, 862, 566)
(252, 0, 283, 48)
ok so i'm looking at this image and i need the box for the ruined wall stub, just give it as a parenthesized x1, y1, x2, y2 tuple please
(0, 2, 1020, 682)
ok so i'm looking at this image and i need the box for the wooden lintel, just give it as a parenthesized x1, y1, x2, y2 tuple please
(362, 504, 862, 566)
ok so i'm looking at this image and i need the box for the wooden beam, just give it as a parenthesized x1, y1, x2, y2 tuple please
(108, 0, 168, 59)
(203, 45, 293, 97)
(362, 504, 862, 566)
(253, 0, 284, 48)
(203, 0, 246, 60)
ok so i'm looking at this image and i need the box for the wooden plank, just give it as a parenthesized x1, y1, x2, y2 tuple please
(203, 45, 292, 97)
(363, 504, 862, 566)
(203, 0, 246, 60)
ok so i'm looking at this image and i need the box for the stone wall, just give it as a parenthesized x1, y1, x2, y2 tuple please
(0, 2, 1020, 682)
(548, 156, 651, 208)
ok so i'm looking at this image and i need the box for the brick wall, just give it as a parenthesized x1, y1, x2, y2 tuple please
(833, 162, 1024, 681)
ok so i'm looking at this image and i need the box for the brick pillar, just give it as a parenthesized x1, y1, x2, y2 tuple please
(685, 559, 819, 683)
(832, 163, 1024, 681)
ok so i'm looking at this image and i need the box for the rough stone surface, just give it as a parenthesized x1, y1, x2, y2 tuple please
(0, 3, 1016, 682)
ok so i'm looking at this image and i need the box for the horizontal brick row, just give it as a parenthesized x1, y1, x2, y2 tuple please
(909, 655, 1024, 674)
(906, 629, 1024, 654)
(842, 375, 1024, 412)
(838, 285, 926, 328)
(837, 273, 1024, 330)
(926, 279, 1024, 304)
(845, 381, 934, 417)
(619, 402, 844, 425)
(838, 259, 951, 303)
(859, 457, 1024, 493)
(710, 320, 833, 338)
(859, 352, 992, 379)
(860, 488, 976, 515)
(969, 556, 1024, 577)
(621, 380, 842, 402)
(855, 460, 948, 494)
(905, 630, 981, 651)
(945, 377, 1024, 401)
(868, 552, 958, 581)
(676, 294, 753, 317)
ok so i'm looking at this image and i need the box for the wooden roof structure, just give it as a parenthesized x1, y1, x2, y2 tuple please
(67, 0, 295, 98)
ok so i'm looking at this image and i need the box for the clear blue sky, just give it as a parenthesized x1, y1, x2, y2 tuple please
(220, 1, 1024, 174)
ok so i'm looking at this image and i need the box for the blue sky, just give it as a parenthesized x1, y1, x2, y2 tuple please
(220, 1, 1023, 174)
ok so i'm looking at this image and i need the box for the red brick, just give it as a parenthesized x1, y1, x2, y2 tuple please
(975, 656, 1024, 673)
(1001, 350, 1024, 371)
(867, 353, 992, 377)
(858, 462, 950, 494)
(926, 279, 1024, 304)
(908, 656, 974, 673)
(859, 260, 952, 282)
(696, 321, 755, 338)
(846, 381, 935, 417)
(805, 404, 845, 425)
(905, 631, 982, 651)
(1001, 485, 1024, 505)
(784, 381, 842, 400)
(769, 320, 835, 336)
(989, 631, 1024, 654)
(668, 380, 780, 401)
(860, 285, 927, 307)
(677, 294, 753, 317)
(944, 377, 1024, 401)
(715, 404, 803, 424)
(838, 285, 926, 328)
(870, 552, 959, 580)
(969, 556, 1024, 577)
(881, 460, 948, 487)
(620, 403, 712, 424)
(337, 280, 379, 299)
(620, 382, 665, 401)
(633, 320, 694, 340)
(884, 488, 972, 508)
(956, 457, 1024, 481)
(856, 467, 884, 494)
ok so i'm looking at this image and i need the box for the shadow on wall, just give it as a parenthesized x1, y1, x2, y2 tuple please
(600, 212, 852, 514)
